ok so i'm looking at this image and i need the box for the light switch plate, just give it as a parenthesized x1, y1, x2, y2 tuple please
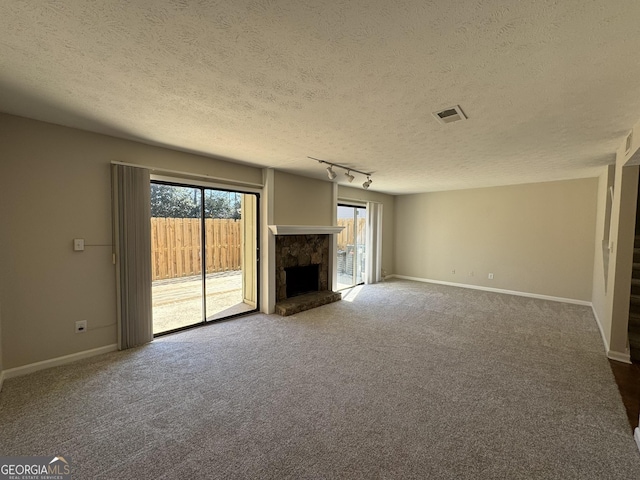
(73, 239, 85, 251)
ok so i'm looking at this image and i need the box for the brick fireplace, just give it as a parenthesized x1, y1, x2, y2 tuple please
(269, 225, 344, 316)
(275, 234, 329, 301)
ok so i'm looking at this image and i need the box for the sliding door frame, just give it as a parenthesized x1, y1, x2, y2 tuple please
(337, 202, 367, 289)
(151, 178, 260, 336)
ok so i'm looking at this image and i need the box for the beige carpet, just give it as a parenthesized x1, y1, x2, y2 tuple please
(1, 279, 639, 479)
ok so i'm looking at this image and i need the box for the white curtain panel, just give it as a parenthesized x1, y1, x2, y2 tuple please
(112, 164, 153, 350)
(365, 202, 383, 284)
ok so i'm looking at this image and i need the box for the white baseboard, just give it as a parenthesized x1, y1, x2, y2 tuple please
(607, 350, 632, 364)
(390, 275, 592, 306)
(635, 428, 640, 454)
(388, 275, 629, 363)
(3, 344, 118, 380)
(592, 306, 632, 364)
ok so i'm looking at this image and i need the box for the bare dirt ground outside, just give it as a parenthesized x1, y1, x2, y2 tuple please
(152, 271, 253, 333)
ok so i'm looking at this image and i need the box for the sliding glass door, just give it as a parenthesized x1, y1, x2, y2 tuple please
(150, 184, 204, 332)
(337, 204, 367, 290)
(151, 182, 259, 335)
(204, 190, 258, 320)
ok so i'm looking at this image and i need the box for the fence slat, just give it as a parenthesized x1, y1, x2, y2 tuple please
(150, 218, 242, 281)
(337, 218, 366, 250)
(206, 220, 213, 273)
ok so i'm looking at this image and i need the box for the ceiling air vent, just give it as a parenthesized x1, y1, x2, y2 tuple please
(432, 105, 467, 125)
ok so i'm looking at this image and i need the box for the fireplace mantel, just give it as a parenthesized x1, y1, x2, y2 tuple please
(268, 225, 344, 235)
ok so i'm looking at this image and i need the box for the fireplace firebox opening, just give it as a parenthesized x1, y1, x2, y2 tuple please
(285, 264, 320, 298)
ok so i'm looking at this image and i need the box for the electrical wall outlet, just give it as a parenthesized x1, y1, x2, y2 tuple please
(73, 238, 85, 251)
(451, 269, 455, 275)
(488, 273, 494, 280)
(75, 320, 87, 333)
(468, 271, 474, 277)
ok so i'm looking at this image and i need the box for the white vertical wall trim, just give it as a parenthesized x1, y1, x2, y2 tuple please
(607, 162, 638, 359)
(261, 169, 276, 314)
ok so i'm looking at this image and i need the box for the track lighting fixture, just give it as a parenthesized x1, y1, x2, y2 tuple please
(308, 157, 373, 190)
(345, 170, 355, 183)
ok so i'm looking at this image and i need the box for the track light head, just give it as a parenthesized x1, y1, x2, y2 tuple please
(345, 171, 355, 183)
(309, 157, 372, 187)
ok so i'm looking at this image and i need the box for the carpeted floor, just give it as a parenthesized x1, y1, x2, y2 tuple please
(1, 279, 639, 479)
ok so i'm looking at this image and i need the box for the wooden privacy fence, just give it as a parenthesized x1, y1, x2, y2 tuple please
(151, 217, 241, 281)
(337, 218, 366, 250)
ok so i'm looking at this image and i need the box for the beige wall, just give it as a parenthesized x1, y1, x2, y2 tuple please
(0, 301, 3, 383)
(0, 113, 262, 369)
(273, 171, 333, 226)
(0, 110, 619, 371)
(395, 178, 598, 301)
(338, 185, 395, 276)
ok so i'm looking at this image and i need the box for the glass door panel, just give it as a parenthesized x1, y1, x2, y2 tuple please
(337, 205, 367, 290)
(151, 184, 204, 334)
(152, 182, 259, 335)
(204, 190, 256, 321)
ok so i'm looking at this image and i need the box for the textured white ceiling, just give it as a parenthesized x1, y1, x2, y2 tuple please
(2, 0, 640, 194)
